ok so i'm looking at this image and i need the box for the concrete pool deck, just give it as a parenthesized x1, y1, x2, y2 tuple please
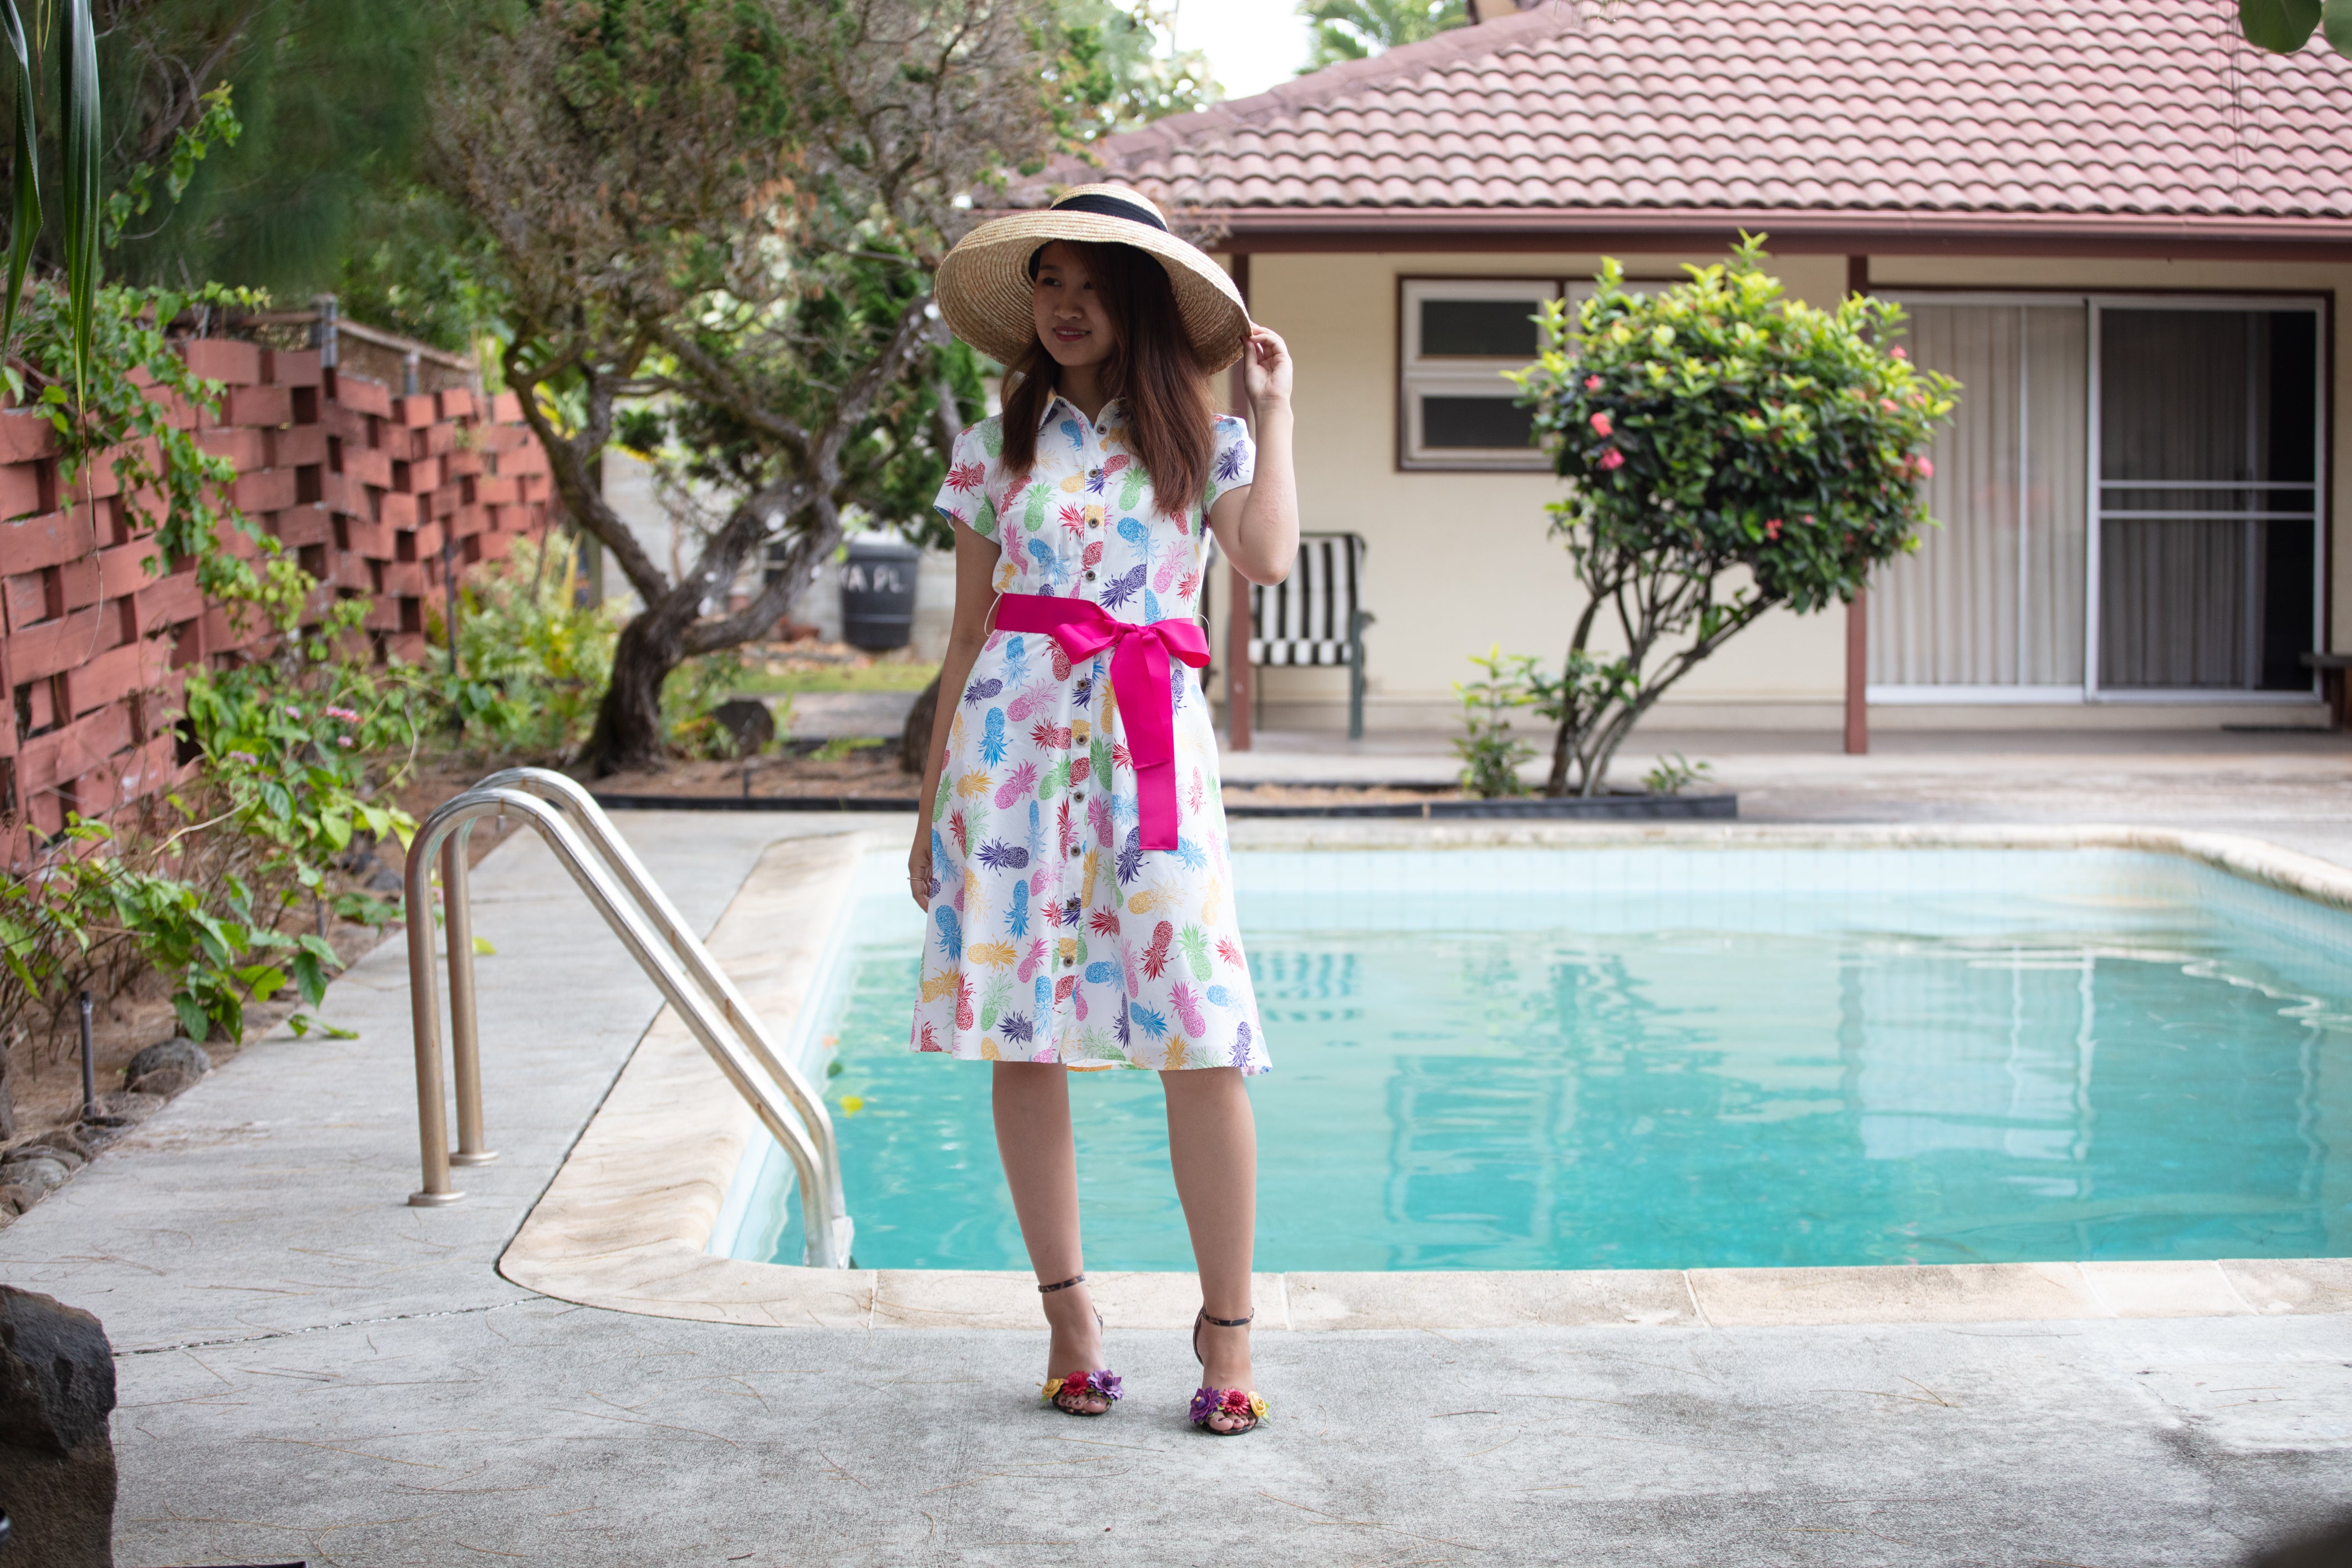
(2, 790, 2350, 1563)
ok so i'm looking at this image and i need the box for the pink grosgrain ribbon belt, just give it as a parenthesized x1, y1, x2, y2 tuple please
(993, 593, 1210, 852)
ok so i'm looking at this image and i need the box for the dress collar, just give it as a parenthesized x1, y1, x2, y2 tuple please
(1040, 393, 1122, 434)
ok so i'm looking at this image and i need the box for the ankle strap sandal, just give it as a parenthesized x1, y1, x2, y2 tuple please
(1037, 1274, 1123, 1417)
(1189, 1306, 1266, 1437)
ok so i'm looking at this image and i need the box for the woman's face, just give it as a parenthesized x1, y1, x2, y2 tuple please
(1030, 241, 1116, 371)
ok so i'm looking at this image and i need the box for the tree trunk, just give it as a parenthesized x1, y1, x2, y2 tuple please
(899, 672, 941, 775)
(581, 605, 689, 776)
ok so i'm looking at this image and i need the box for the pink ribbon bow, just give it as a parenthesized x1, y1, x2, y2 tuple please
(994, 593, 1210, 851)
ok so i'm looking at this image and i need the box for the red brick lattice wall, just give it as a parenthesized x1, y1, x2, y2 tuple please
(0, 338, 554, 857)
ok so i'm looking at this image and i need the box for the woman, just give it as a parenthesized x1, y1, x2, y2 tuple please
(909, 184, 1297, 1436)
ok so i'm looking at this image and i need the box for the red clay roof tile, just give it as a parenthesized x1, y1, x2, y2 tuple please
(1071, 0, 2352, 235)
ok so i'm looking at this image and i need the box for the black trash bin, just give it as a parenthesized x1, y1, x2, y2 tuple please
(839, 535, 921, 651)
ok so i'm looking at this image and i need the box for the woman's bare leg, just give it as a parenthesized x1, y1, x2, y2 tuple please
(993, 1061, 1109, 1412)
(1162, 1065, 1258, 1430)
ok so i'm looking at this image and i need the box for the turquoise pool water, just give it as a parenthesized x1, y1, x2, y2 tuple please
(712, 847, 2352, 1272)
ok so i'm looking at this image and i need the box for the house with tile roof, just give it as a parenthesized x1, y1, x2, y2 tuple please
(1072, 0, 2352, 744)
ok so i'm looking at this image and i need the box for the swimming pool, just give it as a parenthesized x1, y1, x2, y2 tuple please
(709, 845, 2352, 1273)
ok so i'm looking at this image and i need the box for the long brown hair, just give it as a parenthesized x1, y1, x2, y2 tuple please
(999, 241, 1216, 518)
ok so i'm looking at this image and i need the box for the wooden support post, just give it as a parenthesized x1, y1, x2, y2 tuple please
(1845, 590, 1869, 756)
(1843, 253, 1871, 757)
(1224, 252, 1253, 751)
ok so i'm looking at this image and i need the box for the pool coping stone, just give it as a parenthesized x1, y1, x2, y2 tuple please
(497, 820, 2352, 1331)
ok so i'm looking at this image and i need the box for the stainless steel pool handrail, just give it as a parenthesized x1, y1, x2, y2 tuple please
(462, 767, 851, 1233)
(401, 776, 853, 1268)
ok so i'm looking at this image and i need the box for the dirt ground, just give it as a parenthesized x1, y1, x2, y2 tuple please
(589, 744, 918, 800)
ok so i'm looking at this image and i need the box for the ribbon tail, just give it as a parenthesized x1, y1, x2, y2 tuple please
(1113, 633, 1182, 852)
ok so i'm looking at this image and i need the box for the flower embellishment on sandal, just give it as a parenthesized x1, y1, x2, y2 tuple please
(1042, 1369, 1124, 1408)
(1188, 1386, 1267, 1434)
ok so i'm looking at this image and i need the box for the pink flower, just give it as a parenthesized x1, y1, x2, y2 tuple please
(336, 736, 354, 748)
(1589, 411, 1613, 437)
(1596, 447, 1625, 472)
(1765, 518, 1782, 541)
(1881, 398, 1898, 412)
(1890, 346, 1908, 360)
(1583, 374, 1603, 391)
(1913, 455, 1934, 478)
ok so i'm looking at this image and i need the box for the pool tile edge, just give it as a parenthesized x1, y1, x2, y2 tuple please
(500, 821, 2352, 1333)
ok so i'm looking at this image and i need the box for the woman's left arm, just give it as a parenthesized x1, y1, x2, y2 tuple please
(1206, 326, 1299, 586)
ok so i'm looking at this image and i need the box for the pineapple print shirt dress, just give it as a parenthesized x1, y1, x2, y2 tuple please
(909, 395, 1271, 1075)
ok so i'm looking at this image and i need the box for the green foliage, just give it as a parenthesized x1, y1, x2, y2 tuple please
(1300, 0, 1465, 69)
(0, 818, 346, 1048)
(2239, 0, 2352, 55)
(1050, 1, 1216, 135)
(1520, 238, 1956, 615)
(4, 277, 262, 578)
(2, 549, 422, 1050)
(632, 285, 989, 555)
(180, 632, 422, 891)
(438, 536, 616, 755)
(336, 187, 507, 357)
(1641, 752, 1713, 797)
(0, 0, 101, 405)
(659, 648, 751, 762)
(100, 1, 458, 297)
(103, 85, 240, 251)
(434, 536, 743, 761)
(1452, 643, 1539, 798)
(1512, 237, 1957, 795)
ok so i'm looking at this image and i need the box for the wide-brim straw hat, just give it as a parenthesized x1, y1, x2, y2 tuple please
(936, 184, 1251, 374)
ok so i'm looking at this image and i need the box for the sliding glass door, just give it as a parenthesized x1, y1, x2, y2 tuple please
(2093, 305, 2321, 694)
(1870, 294, 2325, 703)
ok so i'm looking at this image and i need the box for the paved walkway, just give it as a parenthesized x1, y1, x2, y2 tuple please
(3, 753, 2351, 1565)
(1230, 726, 2352, 870)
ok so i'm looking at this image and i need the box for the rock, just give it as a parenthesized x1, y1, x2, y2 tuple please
(0, 1184, 37, 1216)
(368, 866, 404, 892)
(123, 1037, 210, 1084)
(100, 1092, 165, 1123)
(125, 1067, 198, 1099)
(0, 1156, 69, 1198)
(712, 697, 776, 757)
(11, 1140, 83, 1171)
(63, 1117, 132, 1158)
(0, 1286, 118, 1567)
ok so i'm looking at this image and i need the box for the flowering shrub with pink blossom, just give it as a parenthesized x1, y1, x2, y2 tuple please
(1510, 236, 1957, 795)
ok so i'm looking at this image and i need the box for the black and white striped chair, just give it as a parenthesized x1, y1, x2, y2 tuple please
(1249, 532, 1373, 739)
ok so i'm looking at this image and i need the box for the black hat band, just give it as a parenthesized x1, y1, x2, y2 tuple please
(1049, 192, 1170, 233)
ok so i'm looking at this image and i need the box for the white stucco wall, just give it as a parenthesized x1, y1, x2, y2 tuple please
(1208, 246, 2345, 736)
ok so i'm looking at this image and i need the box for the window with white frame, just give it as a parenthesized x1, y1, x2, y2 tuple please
(1867, 293, 2325, 703)
(1398, 278, 1556, 470)
(1398, 277, 1669, 470)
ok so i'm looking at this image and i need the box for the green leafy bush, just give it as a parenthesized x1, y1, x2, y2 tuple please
(438, 536, 615, 755)
(0, 814, 348, 1049)
(431, 536, 747, 762)
(1452, 644, 1540, 799)
(1513, 237, 1957, 795)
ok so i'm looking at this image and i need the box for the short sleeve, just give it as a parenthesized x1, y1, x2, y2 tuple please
(933, 421, 999, 541)
(1204, 415, 1255, 510)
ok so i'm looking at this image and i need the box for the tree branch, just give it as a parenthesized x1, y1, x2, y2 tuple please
(502, 340, 673, 604)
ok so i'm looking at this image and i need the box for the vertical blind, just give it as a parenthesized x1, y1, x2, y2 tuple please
(1870, 304, 2088, 689)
